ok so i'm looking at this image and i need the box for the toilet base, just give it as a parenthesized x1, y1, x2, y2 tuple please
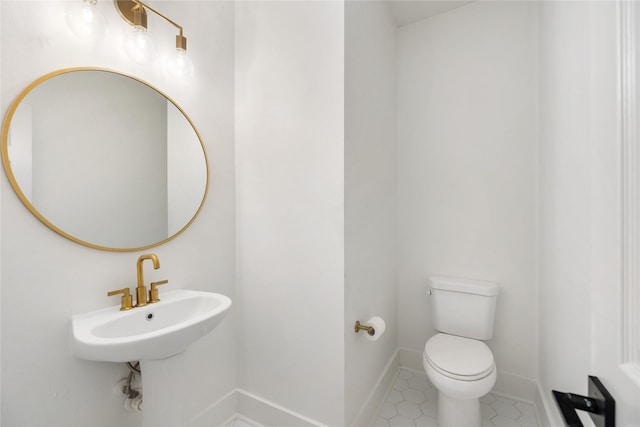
(437, 392, 481, 427)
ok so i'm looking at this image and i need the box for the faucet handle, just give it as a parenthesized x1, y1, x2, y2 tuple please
(107, 287, 133, 311)
(148, 280, 169, 303)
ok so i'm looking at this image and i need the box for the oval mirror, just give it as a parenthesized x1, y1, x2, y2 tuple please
(1, 68, 208, 251)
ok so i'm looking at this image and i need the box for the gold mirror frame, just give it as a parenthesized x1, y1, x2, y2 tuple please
(1, 67, 209, 252)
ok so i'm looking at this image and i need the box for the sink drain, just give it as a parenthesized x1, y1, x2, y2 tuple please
(146, 313, 154, 321)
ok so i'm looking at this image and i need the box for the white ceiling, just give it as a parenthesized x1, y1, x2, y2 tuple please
(386, 1, 475, 27)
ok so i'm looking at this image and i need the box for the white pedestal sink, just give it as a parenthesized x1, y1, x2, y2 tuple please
(71, 289, 231, 426)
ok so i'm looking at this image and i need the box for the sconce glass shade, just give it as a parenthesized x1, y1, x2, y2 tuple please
(123, 26, 157, 65)
(166, 49, 194, 79)
(66, 0, 108, 42)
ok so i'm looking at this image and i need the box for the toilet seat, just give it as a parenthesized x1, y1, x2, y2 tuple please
(424, 333, 494, 381)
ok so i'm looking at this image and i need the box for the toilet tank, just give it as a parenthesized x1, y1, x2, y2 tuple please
(428, 276, 499, 340)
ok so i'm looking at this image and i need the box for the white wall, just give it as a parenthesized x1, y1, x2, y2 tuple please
(0, 1, 236, 426)
(538, 2, 640, 426)
(234, 1, 345, 425)
(396, 1, 539, 394)
(344, 1, 397, 425)
(537, 3, 592, 424)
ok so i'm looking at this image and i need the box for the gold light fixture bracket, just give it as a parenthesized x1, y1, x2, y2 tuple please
(115, 0, 185, 39)
(114, 0, 193, 77)
(176, 34, 187, 50)
(115, 0, 147, 27)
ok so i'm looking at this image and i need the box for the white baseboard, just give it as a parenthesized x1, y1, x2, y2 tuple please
(187, 389, 237, 427)
(494, 371, 538, 403)
(350, 349, 401, 426)
(236, 390, 327, 427)
(535, 381, 564, 427)
(397, 346, 424, 371)
(188, 389, 326, 427)
(189, 350, 555, 427)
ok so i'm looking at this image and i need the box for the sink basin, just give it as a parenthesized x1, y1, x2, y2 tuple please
(71, 289, 231, 362)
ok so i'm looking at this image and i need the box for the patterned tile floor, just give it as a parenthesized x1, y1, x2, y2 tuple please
(223, 368, 539, 427)
(373, 368, 540, 427)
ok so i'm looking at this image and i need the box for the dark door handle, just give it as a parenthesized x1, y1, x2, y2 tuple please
(552, 376, 615, 427)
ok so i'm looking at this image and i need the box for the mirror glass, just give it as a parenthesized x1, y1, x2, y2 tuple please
(1, 68, 208, 251)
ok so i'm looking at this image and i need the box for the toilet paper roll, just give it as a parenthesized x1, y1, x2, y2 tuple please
(364, 316, 386, 341)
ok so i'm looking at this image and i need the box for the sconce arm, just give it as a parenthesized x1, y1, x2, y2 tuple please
(132, 0, 183, 36)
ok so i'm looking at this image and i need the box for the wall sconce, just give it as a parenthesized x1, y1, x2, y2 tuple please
(120, 2, 156, 65)
(115, 0, 194, 78)
(66, 0, 108, 42)
(66, 0, 194, 78)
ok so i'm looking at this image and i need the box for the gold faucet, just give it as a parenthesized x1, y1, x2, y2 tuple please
(107, 287, 134, 311)
(135, 254, 160, 307)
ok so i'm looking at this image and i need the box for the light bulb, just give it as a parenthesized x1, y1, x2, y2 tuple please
(123, 26, 157, 65)
(66, 0, 108, 42)
(165, 48, 194, 79)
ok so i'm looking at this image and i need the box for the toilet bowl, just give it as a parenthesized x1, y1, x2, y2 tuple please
(423, 333, 497, 427)
(423, 276, 500, 427)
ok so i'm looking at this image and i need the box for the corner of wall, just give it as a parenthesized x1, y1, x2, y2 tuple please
(535, 381, 558, 427)
(350, 350, 401, 427)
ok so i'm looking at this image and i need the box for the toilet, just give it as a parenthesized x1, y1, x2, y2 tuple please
(423, 276, 499, 427)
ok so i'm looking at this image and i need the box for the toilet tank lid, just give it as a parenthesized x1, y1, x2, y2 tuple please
(428, 276, 499, 296)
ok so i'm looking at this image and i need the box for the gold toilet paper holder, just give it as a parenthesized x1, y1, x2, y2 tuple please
(354, 320, 375, 336)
